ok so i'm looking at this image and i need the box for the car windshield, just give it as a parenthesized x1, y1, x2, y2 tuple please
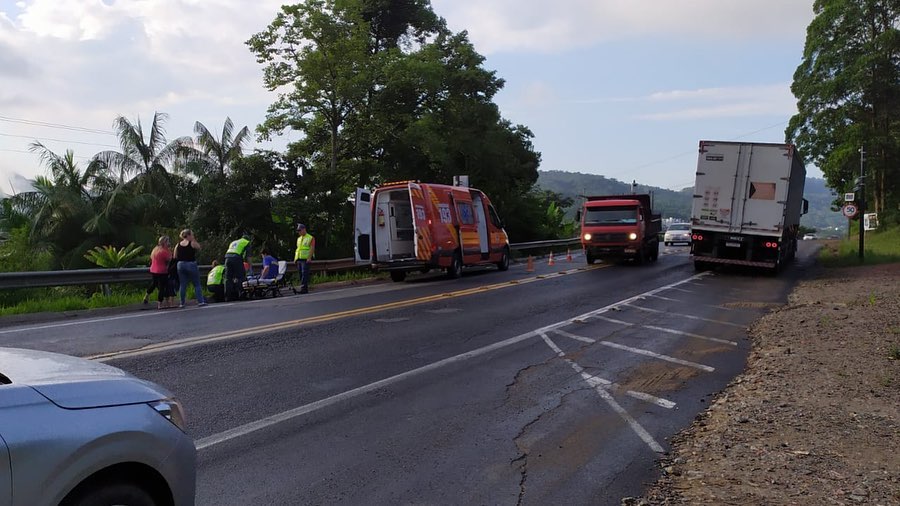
(667, 224, 690, 231)
(583, 206, 637, 225)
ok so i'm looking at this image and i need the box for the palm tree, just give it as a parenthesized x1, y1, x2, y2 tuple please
(93, 112, 191, 200)
(192, 117, 251, 177)
(5, 143, 107, 268)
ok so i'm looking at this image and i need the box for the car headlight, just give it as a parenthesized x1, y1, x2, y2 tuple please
(151, 398, 187, 433)
(583, 233, 592, 241)
(628, 233, 638, 240)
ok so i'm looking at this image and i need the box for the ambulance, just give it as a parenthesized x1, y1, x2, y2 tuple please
(354, 181, 511, 282)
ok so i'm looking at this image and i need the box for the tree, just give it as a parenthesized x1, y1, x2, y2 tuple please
(248, 1, 373, 174)
(788, 0, 900, 222)
(192, 117, 251, 177)
(93, 112, 192, 222)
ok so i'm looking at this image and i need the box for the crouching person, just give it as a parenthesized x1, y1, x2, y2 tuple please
(207, 260, 225, 303)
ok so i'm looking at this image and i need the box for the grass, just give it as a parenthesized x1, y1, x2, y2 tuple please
(819, 227, 900, 267)
(889, 344, 900, 361)
(0, 269, 381, 317)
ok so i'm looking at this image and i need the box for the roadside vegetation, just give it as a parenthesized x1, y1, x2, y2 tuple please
(819, 227, 900, 267)
(0, 269, 379, 317)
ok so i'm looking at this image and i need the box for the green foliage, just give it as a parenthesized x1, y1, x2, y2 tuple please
(84, 243, 145, 268)
(818, 226, 900, 267)
(787, 0, 900, 221)
(0, 225, 53, 273)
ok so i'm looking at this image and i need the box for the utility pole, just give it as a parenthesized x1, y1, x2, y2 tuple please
(858, 147, 865, 262)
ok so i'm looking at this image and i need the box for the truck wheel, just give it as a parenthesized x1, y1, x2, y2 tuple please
(390, 271, 407, 282)
(446, 252, 463, 279)
(651, 243, 659, 262)
(496, 247, 510, 271)
(586, 252, 595, 265)
(694, 261, 708, 272)
(635, 248, 647, 265)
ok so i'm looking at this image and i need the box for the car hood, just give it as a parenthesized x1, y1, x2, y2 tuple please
(0, 347, 171, 409)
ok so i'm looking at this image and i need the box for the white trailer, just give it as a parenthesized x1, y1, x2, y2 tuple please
(690, 141, 808, 273)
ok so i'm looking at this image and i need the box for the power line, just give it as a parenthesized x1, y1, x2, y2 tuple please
(0, 115, 116, 136)
(0, 132, 119, 149)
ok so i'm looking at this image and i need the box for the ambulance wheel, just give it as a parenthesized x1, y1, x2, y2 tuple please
(390, 271, 407, 283)
(496, 248, 510, 271)
(447, 252, 463, 279)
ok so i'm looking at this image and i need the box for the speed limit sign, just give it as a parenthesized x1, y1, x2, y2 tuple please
(842, 203, 859, 218)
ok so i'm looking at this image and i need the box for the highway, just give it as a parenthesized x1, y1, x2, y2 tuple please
(1, 244, 816, 505)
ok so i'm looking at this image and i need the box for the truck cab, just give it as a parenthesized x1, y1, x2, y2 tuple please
(578, 194, 661, 265)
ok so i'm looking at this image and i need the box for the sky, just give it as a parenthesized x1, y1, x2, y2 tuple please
(0, 0, 820, 196)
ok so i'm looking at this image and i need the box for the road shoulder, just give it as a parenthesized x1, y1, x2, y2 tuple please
(635, 262, 900, 505)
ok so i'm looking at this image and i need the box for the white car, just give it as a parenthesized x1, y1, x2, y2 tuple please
(802, 233, 818, 240)
(664, 223, 692, 246)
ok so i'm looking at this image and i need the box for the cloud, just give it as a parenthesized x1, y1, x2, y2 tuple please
(633, 83, 798, 120)
(432, 0, 814, 54)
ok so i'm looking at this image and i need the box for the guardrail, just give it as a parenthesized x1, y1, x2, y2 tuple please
(0, 238, 582, 290)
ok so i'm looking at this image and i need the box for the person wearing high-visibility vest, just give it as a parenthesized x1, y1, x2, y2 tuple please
(293, 223, 315, 294)
(206, 259, 225, 303)
(224, 233, 251, 301)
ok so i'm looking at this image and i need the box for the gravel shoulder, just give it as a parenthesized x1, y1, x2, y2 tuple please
(637, 261, 900, 505)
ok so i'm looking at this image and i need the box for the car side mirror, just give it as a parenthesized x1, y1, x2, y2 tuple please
(575, 210, 582, 221)
(802, 198, 809, 215)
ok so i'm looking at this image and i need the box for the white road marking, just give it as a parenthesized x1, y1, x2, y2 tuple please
(540, 333, 666, 453)
(586, 315, 738, 346)
(621, 303, 746, 328)
(596, 341, 715, 372)
(582, 375, 676, 409)
(0, 304, 237, 335)
(642, 325, 738, 346)
(550, 329, 716, 372)
(195, 271, 712, 450)
(552, 328, 595, 343)
(373, 317, 410, 323)
(643, 293, 742, 311)
(668, 287, 697, 294)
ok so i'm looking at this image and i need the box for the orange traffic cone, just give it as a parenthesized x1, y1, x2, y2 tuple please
(566, 248, 573, 262)
(526, 255, 535, 272)
(548, 251, 555, 266)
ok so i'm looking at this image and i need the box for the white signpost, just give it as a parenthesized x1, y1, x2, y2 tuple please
(844, 192, 855, 202)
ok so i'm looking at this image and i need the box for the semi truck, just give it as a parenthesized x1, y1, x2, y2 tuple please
(354, 181, 511, 282)
(690, 140, 808, 273)
(578, 194, 661, 265)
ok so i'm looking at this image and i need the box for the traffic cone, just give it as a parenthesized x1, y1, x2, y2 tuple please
(526, 255, 535, 272)
(566, 248, 573, 262)
(548, 252, 555, 266)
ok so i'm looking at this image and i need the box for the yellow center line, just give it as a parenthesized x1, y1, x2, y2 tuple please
(89, 264, 608, 361)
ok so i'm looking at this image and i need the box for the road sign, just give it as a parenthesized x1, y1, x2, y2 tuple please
(864, 213, 878, 231)
(842, 203, 859, 218)
(844, 192, 855, 202)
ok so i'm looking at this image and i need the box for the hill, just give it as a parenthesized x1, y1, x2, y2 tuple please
(535, 170, 844, 232)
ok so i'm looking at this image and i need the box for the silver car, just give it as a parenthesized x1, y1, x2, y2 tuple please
(664, 223, 692, 246)
(0, 347, 195, 506)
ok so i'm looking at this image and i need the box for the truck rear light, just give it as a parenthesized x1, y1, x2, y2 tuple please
(692, 234, 704, 241)
(765, 242, 779, 248)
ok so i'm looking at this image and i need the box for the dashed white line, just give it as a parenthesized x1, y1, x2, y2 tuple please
(584, 315, 738, 346)
(667, 287, 697, 294)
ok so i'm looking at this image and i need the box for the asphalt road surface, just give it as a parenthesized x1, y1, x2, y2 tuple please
(2, 243, 818, 505)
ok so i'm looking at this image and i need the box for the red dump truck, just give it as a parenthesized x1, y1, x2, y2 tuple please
(578, 194, 661, 264)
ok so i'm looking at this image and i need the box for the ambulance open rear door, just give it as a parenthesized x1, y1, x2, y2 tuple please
(354, 187, 371, 264)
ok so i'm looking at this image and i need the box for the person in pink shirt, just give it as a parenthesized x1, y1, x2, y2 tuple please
(149, 236, 174, 309)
